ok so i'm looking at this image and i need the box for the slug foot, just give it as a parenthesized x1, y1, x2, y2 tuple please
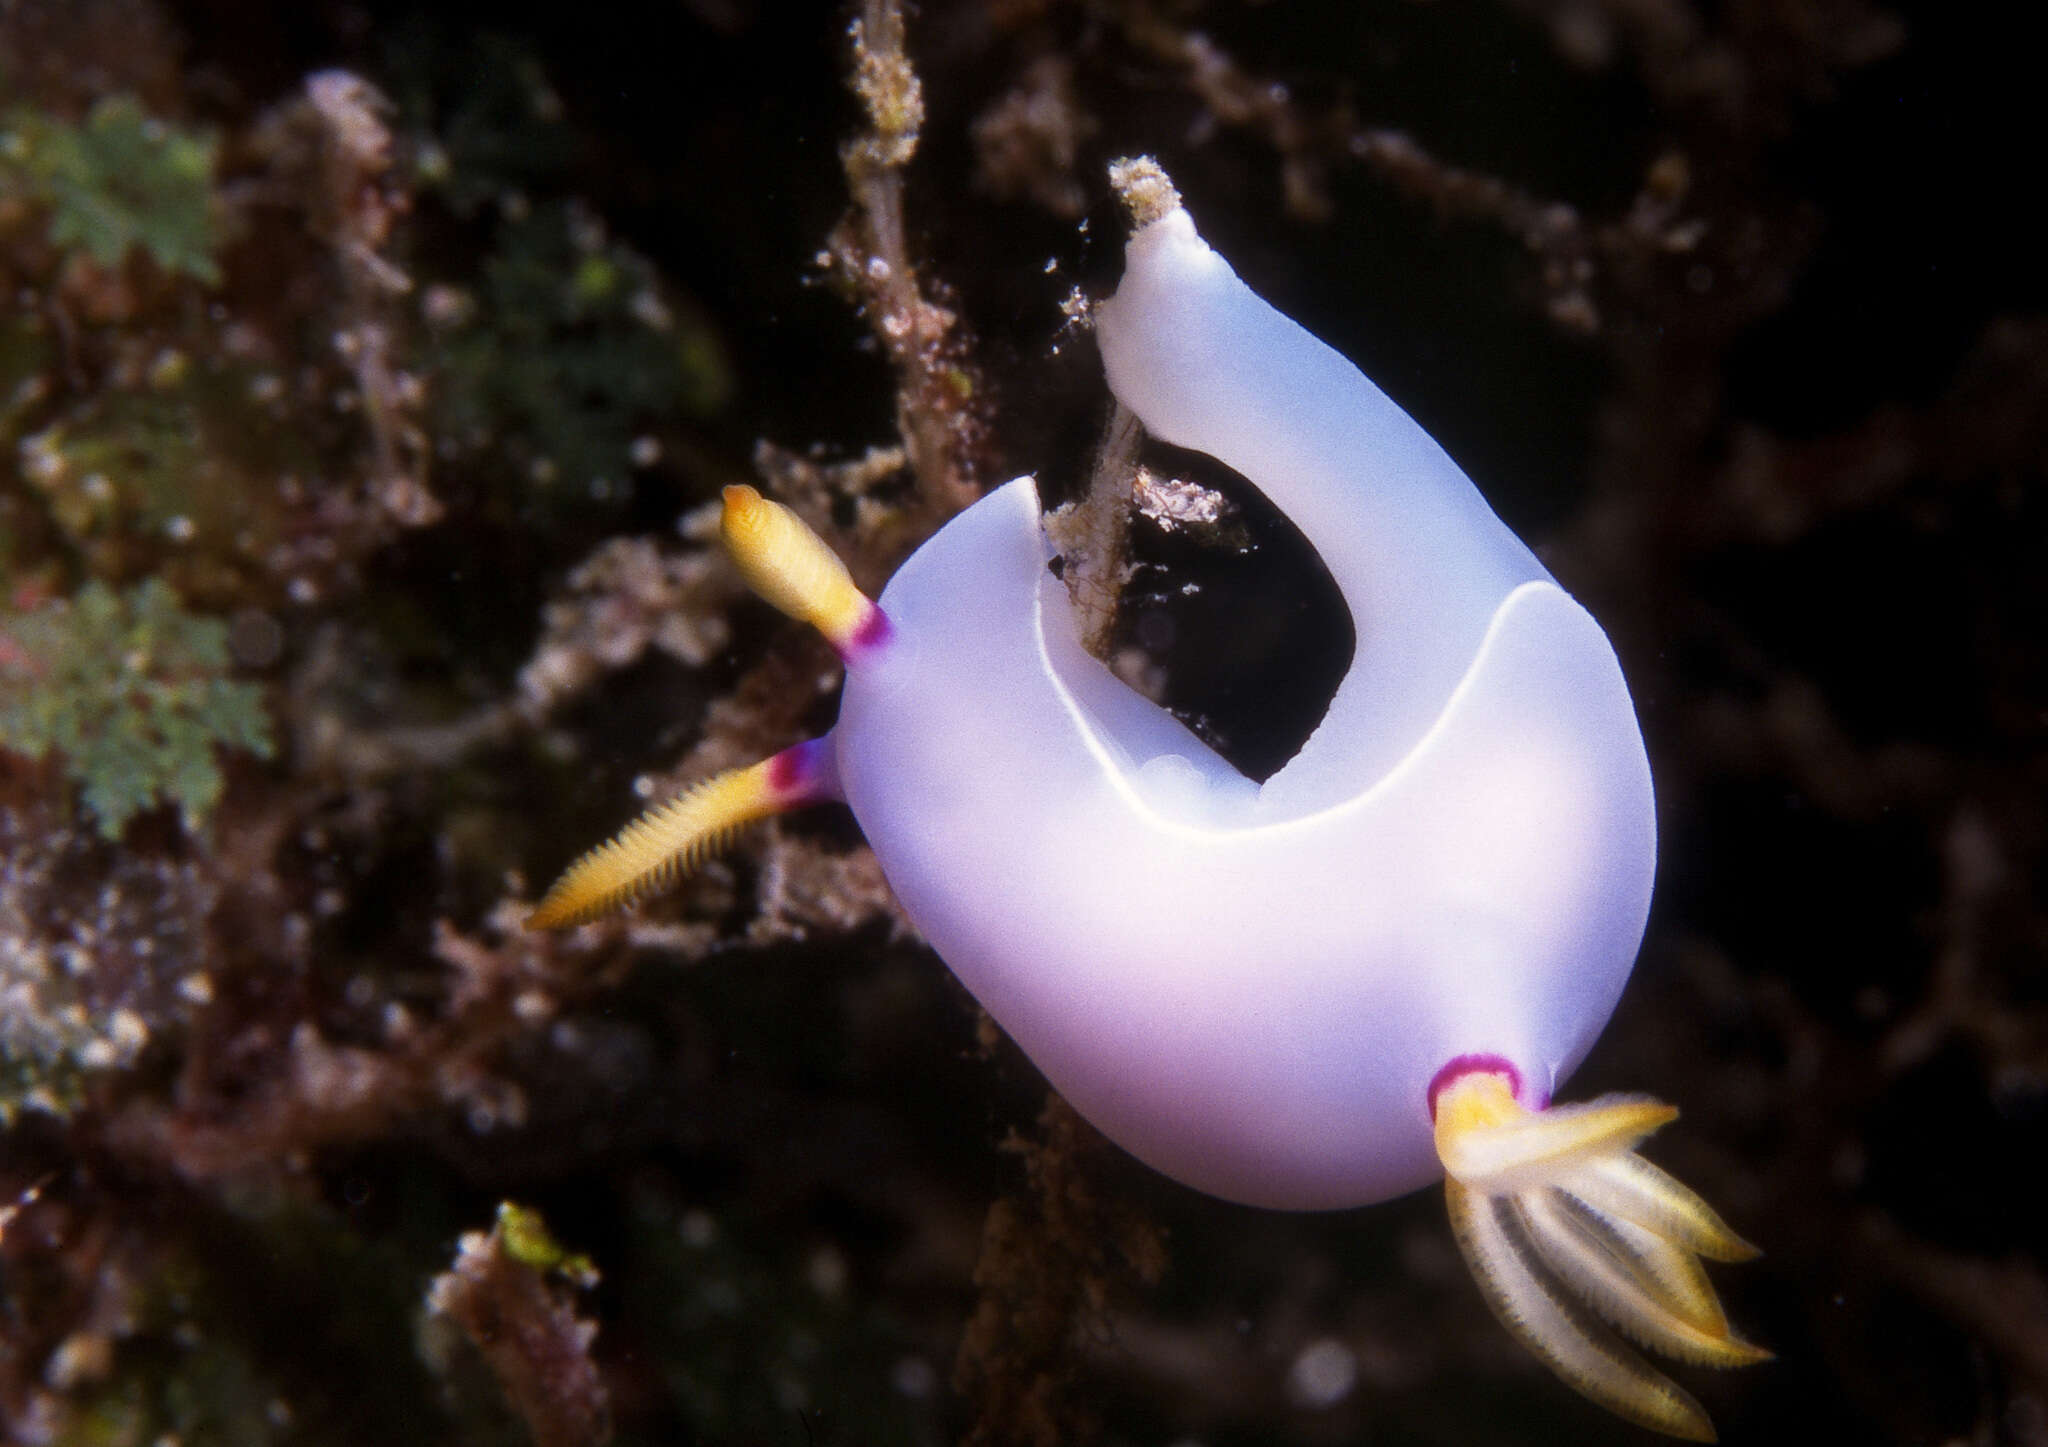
(1432, 1071, 1767, 1441)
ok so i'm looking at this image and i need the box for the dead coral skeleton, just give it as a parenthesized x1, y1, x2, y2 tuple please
(517, 521, 738, 718)
(100, 900, 645, 1184)
(1, 804, 221, 1123)
(1041, 401, 1142, 658)
(972, 56, 1097, 219)
(1107, 5, 1747, 335)
(827, 0, 985, 520)
(245, 69, 437, 529)
(425, 1202, 611, 1447)
(954, 1095, 1169, 1447)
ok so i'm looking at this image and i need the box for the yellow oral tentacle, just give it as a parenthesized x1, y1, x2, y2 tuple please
(1520, 1190, 1773, 1370)
(526, 742, 830, 929)
(1432, 1069, 1765, 1439)
(1447, 1178, 1718, 1442)
(720, 484, 888, 657)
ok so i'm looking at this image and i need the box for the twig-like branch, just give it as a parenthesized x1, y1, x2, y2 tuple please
(1044, 400, 1142, 658)
(1114, 7, 1708, 335)
(302, 71, 439, 526)
(955, 1094, 1169, 1447)
(1115, 11, 1336, 221)
(831, 0, 984, 517)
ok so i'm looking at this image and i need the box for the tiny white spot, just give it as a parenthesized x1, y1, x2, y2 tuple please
(805, 1245, 848, 1298)
(1285, 1337, 1357, 1409)
(891, 1356, 938, 1399)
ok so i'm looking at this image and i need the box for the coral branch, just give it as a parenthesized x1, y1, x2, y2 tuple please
(830, 0, 984, 518)
(1112, 8, 1718, 334)
(955, 1094, 1168, 1447)
(426, 1202, 612, 1447)
(1043, 400, 1141, 659)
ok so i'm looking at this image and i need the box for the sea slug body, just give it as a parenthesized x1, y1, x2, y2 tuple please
(530, 163, 1764, 1439)
(832, 202, 1655, 1210)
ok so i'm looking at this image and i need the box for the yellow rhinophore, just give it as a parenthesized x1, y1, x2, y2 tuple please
(527, 759, 793, 929)
(719, 484, 884, 656)
(527, 487, 872, 931)
(1434, 1072, 1768, 1442)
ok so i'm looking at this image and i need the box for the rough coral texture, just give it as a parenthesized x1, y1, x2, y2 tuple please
(1, 0, 2044, 1445)
(424, 1203, 610, 1447)
(0, 800, 218, 1121)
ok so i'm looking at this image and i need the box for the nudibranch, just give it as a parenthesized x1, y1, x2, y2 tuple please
(531, 160, 1765, 1438)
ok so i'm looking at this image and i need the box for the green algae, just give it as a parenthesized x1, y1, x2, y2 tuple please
(0, 578, 272, 838)
(0, 95, 219, 284)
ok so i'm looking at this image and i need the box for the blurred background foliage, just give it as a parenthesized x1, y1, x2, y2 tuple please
(0, 577, 272, 838)
(1, 1, 2044, 1445)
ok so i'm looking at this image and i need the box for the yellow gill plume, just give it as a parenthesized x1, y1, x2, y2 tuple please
(1434, 1071, 1767, 1441)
